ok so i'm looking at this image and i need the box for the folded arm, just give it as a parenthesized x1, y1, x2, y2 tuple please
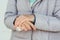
(34, 0, 60, 32)
(4, 0, 34, 31)
(4, 0, 18, 30)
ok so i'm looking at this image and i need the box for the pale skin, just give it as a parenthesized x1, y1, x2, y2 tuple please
(14, 14, 36, 31)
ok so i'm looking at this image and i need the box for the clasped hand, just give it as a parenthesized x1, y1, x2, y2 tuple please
(14, 14, 36, 31)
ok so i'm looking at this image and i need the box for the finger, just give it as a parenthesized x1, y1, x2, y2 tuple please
(15, 20, 21, 27)
(26, 21, 36, 31)
(15, 16, 26, 26)
(18, 24, 23, 31)
(23, 22, 32, 30)
(14, 20, 19, 27)
(21, 24, 28, 31)
(19, 18, 27, 25)
(17, 15, 25, 21)
(17, 16, 29, 26)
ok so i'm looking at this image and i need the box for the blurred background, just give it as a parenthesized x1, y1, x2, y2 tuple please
(0, 0, 11, 40)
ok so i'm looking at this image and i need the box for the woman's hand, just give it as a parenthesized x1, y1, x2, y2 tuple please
(23, 14, 35, 22)
(14, 14, 36, 31)
(19, 21, 36, 31)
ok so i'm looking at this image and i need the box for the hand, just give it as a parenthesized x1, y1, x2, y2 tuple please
(19, 21, 36, 31)
(14, 14, 36, 31)
(23, 14, 34, 22)
(14, 14, 34, 27)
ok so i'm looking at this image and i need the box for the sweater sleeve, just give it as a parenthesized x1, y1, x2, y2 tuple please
(4, 0, 18, 30)
(34, 0, 60, 32)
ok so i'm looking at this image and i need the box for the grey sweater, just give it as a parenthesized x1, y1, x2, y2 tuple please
(4, 0, 60, 40)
